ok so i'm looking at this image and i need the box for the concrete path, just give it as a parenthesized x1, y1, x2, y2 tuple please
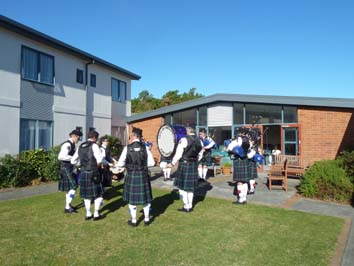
(1, 167, 353, 265)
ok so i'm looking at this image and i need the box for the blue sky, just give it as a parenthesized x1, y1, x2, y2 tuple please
(2, 0, 354, 99)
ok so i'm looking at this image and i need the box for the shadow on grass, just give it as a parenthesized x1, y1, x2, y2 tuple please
(149, 189, 180, 223)
(193, 181, 213, 209)
(100, 183, 126, 216)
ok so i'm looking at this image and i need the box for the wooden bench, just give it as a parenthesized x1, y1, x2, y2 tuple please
(273, 155, 308, 177)
(268, 159, 288, 191)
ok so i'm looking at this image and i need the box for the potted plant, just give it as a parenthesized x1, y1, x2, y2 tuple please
(221, 161, 232, 175)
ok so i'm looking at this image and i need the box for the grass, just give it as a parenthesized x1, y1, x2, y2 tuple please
(0, 182, 344, 266)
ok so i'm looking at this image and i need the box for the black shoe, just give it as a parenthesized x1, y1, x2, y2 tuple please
(248, 191, 255, 195)
(85, 215, 93, 221)
(93, 214, 104, 221)
(232, 201, 247, 205)
(177, 208, 191, 213)
(64, 207, 78, 214)
(144, 220, 151, 226)
(128, 220, 137, 227)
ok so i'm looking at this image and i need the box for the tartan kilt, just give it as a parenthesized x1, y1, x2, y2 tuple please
(123, 169, 152, 205)
(248, 160, 258, 179)
(58, 165, 77, 191)
(232, 158, 251, 183)
(199, 151, 212, 166)
(174, 160, 198, 192)
(79, 171, 104, 199)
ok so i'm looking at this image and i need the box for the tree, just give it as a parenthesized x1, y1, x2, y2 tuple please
(131, 88, 204, 114)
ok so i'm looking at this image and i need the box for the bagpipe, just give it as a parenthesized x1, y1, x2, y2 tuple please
(157, 125, 187, 158)
(224, 127, 264, 164)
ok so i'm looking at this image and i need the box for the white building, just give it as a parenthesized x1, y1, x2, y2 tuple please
(0, 15, 140, 157)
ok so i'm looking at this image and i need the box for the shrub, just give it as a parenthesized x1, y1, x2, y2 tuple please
(341, 150, 354, 184)
(43, 145, 61, 181)
(101, 135, 123, 159)
(299, 160, 353, 203)
(19, 149, 49, 180)
(0, 154, 36, 188)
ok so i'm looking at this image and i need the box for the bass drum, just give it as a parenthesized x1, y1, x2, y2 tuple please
(157, 125, 187, 158)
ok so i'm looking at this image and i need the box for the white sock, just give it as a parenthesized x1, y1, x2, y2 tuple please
(237, 183, 243, 202)
(65, 189, 76, 209)
(143, 203, 151, 221)
(249, 180, 256, 192)
(84, 199, 91, 217)
(202, 167, 208, 179)
(128, 204, 137, 223)
(166, 168, 171, 179)
(163, 168, 167, 178)
(240, 183, 248, 202)
(94, 197, 103, 217)
(187, 192, 194, 210)
(179, 189, 188, 209)
(198, 167, 203, 179)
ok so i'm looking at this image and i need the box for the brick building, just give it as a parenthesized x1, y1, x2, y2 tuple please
(127, 93, 354, 165)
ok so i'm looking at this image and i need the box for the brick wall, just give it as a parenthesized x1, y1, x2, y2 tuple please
(299, 107, 354, 165)
(129, 117, 164, 163)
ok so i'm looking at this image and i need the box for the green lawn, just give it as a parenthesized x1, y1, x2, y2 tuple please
(0, 182, 344, 266)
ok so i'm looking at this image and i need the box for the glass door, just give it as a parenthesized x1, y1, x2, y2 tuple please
(282, 126, 299, 155)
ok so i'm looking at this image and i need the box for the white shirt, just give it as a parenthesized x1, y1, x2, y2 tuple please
(117, 139, 155, 168)
(71, 140, 104, 166)
(172, 135, 203, 166)
(58, 139, 75, 161)
(100, 145, 111, 165)
(272, 149, 281, 156)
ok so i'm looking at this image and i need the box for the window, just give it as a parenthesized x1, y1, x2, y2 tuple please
(112, 126, 126, 145)
(20, 119, 52, 151)
(21, 46, 54, 85)
(198, 106, 207, 126)
(245, 104, 282, 125)
(283, 106, 297, 123)
(76, 69, 84, 84)
(173, 108, 197, 127)
(233, 103, 244, 124)
(90, 74, 96, 87)
(111, 78, 127, 102)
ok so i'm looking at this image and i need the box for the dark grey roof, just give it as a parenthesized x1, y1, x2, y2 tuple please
(0, 15, 140, 80)
(127, 93, 354, 122)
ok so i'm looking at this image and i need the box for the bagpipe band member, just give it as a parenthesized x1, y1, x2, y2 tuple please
(168, 127, 203, 212)
(247, 142, 257, 194)
(117, 127, 155, 227)
(198, 129, 216, 181)
(71, 130, 105, 221)
(58, 129, 82, 214)
(160, 155, 172, 181)
(227, 132, 251, 204)
(99, 137, 114, 187)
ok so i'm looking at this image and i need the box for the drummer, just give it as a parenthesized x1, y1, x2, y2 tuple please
(198, 129, 216, 182)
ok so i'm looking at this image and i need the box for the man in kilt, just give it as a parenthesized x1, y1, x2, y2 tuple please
(117, 127, 155, 227)
(247, 141, 258, 195)
(168, 127, 203, 212)
(58, 129, 82, 214)
(198, 129, 216, 182)
(71, 130, 105, 221)
(99, 136, 114, 187)
(227, 131, 251, 204)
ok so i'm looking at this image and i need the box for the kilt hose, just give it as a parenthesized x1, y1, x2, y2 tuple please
(174, 160, 199, 192)
(232, 158, 251, 183)
(248, 160, 258, 180)
(123, 168, 152, 205)
(79, 170, 104, 199)
(199, 151, 212, 166)
(58, 164, 78, 192)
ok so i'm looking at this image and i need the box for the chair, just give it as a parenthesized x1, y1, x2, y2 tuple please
(268, 159, 288, 191)
(211, 156, 222, 176)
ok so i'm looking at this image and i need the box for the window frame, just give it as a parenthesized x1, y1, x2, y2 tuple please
(76, 69, 84, 84)
(90, 73, 96, 87)
(21, 46, 55, 86)
(20, 118, 53, 151)
(111, 78, 127, 103)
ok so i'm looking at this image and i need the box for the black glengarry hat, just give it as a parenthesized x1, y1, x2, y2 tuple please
(132, 127, 143, 138)
(69, 129, 83, 137)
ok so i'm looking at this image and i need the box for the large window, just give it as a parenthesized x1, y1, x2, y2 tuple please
(20, 119, 52, 151)
(21, 46, 54, 85)
(246, 104, 282, 125)
(112, 126, 127, 145)
(198, 106, 207, 126)
(283, 106, 298, 123)
(233, 103, 244, 124)
(111, 78, 127, 102)
(173, 108, 197, 127)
